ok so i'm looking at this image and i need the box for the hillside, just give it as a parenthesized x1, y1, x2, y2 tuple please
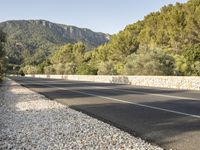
(2, 0, 200, 76)
(86, 0, 200, 76)
(0, 20, 109, 65)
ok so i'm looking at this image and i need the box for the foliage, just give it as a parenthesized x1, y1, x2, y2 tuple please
(0, 20, 109, 71)
(64, 63, 77, 75)
(0, 30, 6, 79)
(76, 63, 97, 75)
(44, 65, 55, 75)
(54, 63, 65, 75)
(123, 47, 175, 75)
(97, 61, 117, 75)
(37, 59, 51, 74)
(22, 65, 38, 74)
(88, 0, 200, 76)
(50, 42, 85, 65)
(5, 0, 200, 76)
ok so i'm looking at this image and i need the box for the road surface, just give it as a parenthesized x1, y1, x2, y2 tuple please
(10, 76, 200, 150)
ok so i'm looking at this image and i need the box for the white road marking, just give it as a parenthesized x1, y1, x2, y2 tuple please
(22, 80, 200, 119)
(105, 87, 200, 101)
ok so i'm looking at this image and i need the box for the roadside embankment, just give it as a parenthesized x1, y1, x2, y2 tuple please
(0, 79, 162, 150)
(25, 75, 200, 90)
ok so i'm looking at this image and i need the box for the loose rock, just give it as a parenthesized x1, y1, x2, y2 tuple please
(0, 79, 163, 150)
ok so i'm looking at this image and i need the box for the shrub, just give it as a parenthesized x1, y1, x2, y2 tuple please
(97, 61, 117, 75)
(22, 65, 38, 74)
(124, 48, 175, 75)
(44, 65, 55, 74)
(54, 63, 65, 75)
(76, 64, 97, 75)
(64, 62, 76, 75)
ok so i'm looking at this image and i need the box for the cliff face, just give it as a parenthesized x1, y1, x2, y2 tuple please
(0, 20, 109, 47)
(0, 20, 110, 65)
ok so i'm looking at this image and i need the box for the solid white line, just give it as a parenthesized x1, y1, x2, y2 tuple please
(106, 87, 200, 101)
(70, 84, 200, 101)
(22, 81, 200, 119)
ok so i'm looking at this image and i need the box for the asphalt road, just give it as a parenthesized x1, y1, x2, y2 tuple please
(10, 76, 200, 150)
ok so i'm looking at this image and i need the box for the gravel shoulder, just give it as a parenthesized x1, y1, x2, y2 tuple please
(0, 79, 163, 150)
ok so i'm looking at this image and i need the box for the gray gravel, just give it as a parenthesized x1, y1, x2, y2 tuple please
(0, 79, 163, 150)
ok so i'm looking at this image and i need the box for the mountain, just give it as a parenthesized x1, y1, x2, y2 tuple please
(2, 1, 200, 76)
(0, 20, 110, 65)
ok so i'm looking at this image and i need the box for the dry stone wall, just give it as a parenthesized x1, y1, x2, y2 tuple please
(25, 75, 200, 91)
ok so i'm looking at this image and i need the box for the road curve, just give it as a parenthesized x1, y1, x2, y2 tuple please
(10, 76, 200, 150)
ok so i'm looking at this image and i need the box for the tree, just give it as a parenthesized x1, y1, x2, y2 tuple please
(124, 47, 175, 75)
(51, 44, 74, 64)
(4, 0, 200, 76)
(76, 63, 97, 75)
(44, 65, 55, 74)
(50, 43, 86, 65)
(87, 0, 200, 76)
(174, 54, 189, 75)
(72, 42, 85, 64)
(37, 59, 51, 74)
(64, 62, 76, 75)
(181, 44, 200, 75)
(22, 65, 38, 74)
(0, 30, 6, 79)
(97, 61, 117, 75)
(108, 22, 142, 62)
(54, 63, 65, 75)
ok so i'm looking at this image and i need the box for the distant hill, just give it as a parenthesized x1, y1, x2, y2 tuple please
(0, 20, 110, 65)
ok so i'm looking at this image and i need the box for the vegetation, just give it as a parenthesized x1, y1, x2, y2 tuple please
(3, 0, 200, 76)
(0, 20, 109, 73)
(86, 0, 200, 76)
(123, 48, 175, 75)
(0, 30, 6, 80)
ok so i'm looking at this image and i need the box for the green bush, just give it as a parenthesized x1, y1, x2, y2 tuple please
(0, 30, 6, 79)
(76, 64, 97, 75)
(97, 61, 117, 75)
(64, 62, 76, 75)
(54, 63, 65, 75)
(44, 65, 55, 74)
(22, 65, 38, 74)
(124, 48, 175, 75)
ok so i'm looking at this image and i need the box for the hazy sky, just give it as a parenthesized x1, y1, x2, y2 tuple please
(1, 0, 188, 34)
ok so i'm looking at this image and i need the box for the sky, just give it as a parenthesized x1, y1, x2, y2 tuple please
(0, 0, 188, 34)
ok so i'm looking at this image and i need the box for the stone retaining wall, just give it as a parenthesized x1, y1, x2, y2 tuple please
(25, 74, 200, 91)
